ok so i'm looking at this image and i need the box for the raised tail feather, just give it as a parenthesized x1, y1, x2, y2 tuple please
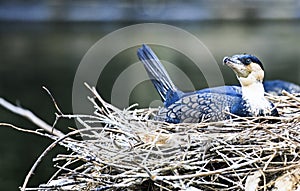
(137, 44, 182, 105)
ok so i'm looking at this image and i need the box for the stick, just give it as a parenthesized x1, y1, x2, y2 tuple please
(0, 97, 65, 138)
(282, 90, 300, 103)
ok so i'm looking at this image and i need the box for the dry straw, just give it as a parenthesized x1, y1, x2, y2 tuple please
(14, 84, 300, 190)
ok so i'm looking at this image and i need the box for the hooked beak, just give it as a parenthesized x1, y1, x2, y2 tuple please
(223, 56, 249, 78)
(223, 56, 241, 67)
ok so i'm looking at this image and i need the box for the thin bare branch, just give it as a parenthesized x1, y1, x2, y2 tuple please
(0, 97, 65, 138)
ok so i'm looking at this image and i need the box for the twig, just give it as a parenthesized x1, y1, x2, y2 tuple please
(282, 90, 300, 103)
(10, 83, 300, 190)
(21, 127, 97, 191)
(0, 123, 53, 138)
(42, 86, 63, 115)
(154, 156, 271, 181)
(0, 97, 65, 138)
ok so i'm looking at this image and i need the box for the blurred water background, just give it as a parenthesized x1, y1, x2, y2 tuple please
(0, 0, 300, 190)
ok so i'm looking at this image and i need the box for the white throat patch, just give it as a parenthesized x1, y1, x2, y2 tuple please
(241, 82, 272, 116)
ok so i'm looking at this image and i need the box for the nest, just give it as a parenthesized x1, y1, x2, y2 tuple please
(22, 84, 300, 191)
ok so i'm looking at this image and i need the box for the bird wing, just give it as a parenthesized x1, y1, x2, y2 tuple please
(156, 93, 242, 123)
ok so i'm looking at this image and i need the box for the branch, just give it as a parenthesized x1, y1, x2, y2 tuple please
(0, 97, 65, 138)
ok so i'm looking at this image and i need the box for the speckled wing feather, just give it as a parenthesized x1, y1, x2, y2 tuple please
(155, 93, 242, 123)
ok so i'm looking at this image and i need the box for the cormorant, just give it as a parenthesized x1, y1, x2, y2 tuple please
(137, 44, 279, 123)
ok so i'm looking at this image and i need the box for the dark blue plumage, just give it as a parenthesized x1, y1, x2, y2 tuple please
(137, 45, 296, 123)
(264, 80, 300, 95)
(137, 44, 183, 104)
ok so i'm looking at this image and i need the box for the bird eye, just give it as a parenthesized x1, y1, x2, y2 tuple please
(245, 58, 252, 64)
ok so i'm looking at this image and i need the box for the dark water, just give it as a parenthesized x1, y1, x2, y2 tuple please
(0, 21, 299, 190)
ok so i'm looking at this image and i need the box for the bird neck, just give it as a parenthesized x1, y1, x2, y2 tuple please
(242, 82, 265, 98)
(241, 81, 270, 116)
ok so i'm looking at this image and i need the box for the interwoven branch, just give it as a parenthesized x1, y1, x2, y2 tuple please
(7, 84, 300, 191)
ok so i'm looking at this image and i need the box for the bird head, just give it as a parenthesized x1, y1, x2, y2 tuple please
(223, 54, 264, 87)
